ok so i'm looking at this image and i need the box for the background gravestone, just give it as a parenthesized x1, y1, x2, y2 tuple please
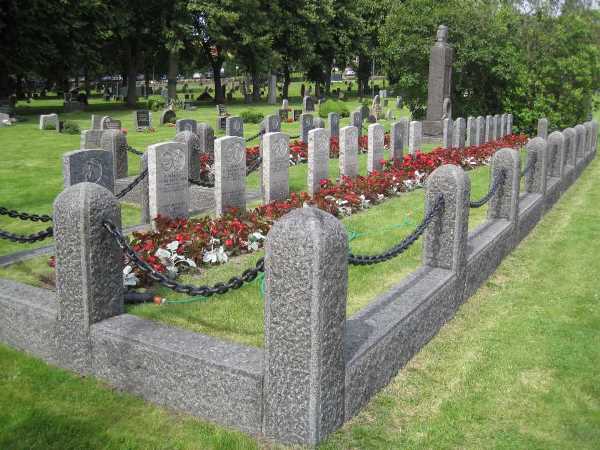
(215, 136, 246, 216)
(160, 109, 177, 125)
(262, 132, 290, 203)
(147, 141, 189, 225)
(197, 123, 215, 155)
(390, 121, 403, 161)
(300, 113, 314, 143)
(476, 116, 485, 145)
(339, 126, 359, 178)
(174, 130, 202, 180)
(63, 149, 114, 192)
(538, 118, 549, 140)
(307, 128, 329, 196)
(350, 110, 362, 129)
(466, 117, 476, 146)
(303, 96, 315, 112)
(399, 117, 409, 150)
(102, 116, 121, 130)
(226, 116, 244, 137)
(313, 117, 325, 129)
(328, 112, 340, 138)
(134, 110, 152, 130)
(39, 113, 59, 131)
(100, 130, 128, 180)
(452, 117, 466, 148)
(91, 115, 103, 130)
(485, 115, 493, 142)
(80, 129, 104, 149)
(367, 123, 385, 172)
(176, 119, 198, 134)
(443, 118, 453, 149)
(409, 121, 422, 154)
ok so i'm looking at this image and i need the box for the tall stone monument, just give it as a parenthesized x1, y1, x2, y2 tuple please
(423, 25, 454, 138)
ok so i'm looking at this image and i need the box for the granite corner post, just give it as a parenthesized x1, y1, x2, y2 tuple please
(53, 182, 123, 375)
(487, 148, 521, 248)
(422, 164, 470, 275)
(525, 137, 548, 197)
(262, 207, 348, 446)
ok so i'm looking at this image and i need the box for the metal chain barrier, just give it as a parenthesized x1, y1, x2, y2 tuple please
(103, 220, 263, 297)
(246, 130, 265, 142)
(469, 169, 506, 208)
(189, 176, 215, 188)
(246, 156, 262, 175)
(115, 169, 148, 199)
(0, 206, 52, 222)
(520, 153, 537, 178)
(348, 194, 445, 266)
(0, 227, 54, 243)
(125, 145, 144, 156)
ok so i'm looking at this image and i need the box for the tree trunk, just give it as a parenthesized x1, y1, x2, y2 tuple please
(251, 72, 260, 102)
(126, 40, 138, 107)
(212, 59, 225, 103)
(282, 63, 290, 99)
(83, 67, 90, 96)
(357, 54, 371, 97)
(167, 50, 178, 102)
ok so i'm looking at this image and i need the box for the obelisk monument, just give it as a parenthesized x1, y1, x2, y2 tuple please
(423, 25, 454, 138)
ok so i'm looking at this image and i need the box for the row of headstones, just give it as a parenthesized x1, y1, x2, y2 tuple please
(442, 113, 514, 149)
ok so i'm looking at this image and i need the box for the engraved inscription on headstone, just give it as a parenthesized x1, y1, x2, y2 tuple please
(215, 136, 246, 216)
(308, 128, 330, 196)
(134, 110, 152, 130)
(263, 132, 290, 203)
(226, 116, 244, 137)
(328, 112, 340, 138)
(390, 121, 403, 161)
(339, 126, 359, 178)
(176, 119, 198, 134)
(367, 123, 385, 172)
(63, 149, 114, 192)
(300, 113, 314, 143)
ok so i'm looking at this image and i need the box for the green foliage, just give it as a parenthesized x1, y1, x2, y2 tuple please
(147, 97, 165, 111)
(61, 120, 80, 134)
(43, 122, 56, 131)
(239, 110, 264, 124)
(318, 100, 350, 118)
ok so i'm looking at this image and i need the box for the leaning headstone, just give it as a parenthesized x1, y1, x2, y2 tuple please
(100, 130, 128, 180)
(160, 109, 177, 125)
(226, 116, 244, 137)
(63, 149, 114, 192)
(197, 123, 215, 155)
(452, 117, 466, 148)
(303, 96, 315, 112)
(443, 118, 453, 149)
(307, 128, 330, 196)
(350, 110, 362, 129)
(262, 132, 290, 203)
(367, 123, 385, 173)
(263, 206, 347, 445)
(147, 142, 189, 225)
(300, 113, 314, 143)
(80, 130, 104, 149)
(39, 113, 59, 131)
(485, 115, 493, 142)
(537, 118, 548, 140)
(390, 121, 403, 161)
(409, 121, 422, 154)
(466, 116, 476, 146)
(339, 126, 359, 178)
(174, 130, 202, 180)
(476, 116, 485, 145)
(313, 117, 325, 129)
(53, 182, 123, 374)
(133, 110, 152, 130)
(328, 112, 340, 138)
(215, 136, 246, 216)
(176, 119, 198, 134)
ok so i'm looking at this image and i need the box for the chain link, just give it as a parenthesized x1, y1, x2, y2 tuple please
(246, 130, 265, 142)
(469, 169, 506, 208)
(125, 145, 144, 156)
(116, 169, 148, 199)
(348, 194, 445, 266)
(0, 206, 52, 222)
(104, 221, 264, 297)
(0, 227, 54, 243)
(246, 156, 262, 175)
(189, 176, 215, 188)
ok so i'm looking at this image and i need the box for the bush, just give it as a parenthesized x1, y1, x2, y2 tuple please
(240, 110, 264, 124)
(147, 96, 165, 111)
(318, 100, 350, 118)
(43, 122, 57, 131)
(62, 120, 80, 134)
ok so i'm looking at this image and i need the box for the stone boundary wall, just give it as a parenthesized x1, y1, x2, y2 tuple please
(0, 120, 597, 446)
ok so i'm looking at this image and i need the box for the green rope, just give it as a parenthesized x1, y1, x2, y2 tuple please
(163, 295, 209, 305)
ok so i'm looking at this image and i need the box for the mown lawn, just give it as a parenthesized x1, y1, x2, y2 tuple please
(0, 148, 598, 450)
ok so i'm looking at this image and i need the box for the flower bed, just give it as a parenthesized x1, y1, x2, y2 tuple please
(123, 134, 527, 285)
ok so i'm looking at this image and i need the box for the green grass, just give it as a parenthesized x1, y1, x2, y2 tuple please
(0, 83, 408, 256)
(1, 153, 598, 449)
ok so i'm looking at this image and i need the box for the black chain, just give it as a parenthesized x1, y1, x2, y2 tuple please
(103, 221, 263, 297)
(246, 130, 265, 142)
(0, 207, 52, 222)
(289, 135, 301, 140)
(246, 156, 262, 175)
(469, 169, 506, 208)
(348, 194, 445, 266)
(125, 145, 144, 156)
(189, 176, 215, 188)
(520, 153, 537, 178)
(0, 227, 54, 243)
(116, 169, 148, 199)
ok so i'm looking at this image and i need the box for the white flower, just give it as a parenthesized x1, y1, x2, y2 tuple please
(166, 240, 180, 251)
(123, 265, 139, 287)
(155, 248, 170, 259)
(203, 246, 228, 264)
(250, 231, 266, 242)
